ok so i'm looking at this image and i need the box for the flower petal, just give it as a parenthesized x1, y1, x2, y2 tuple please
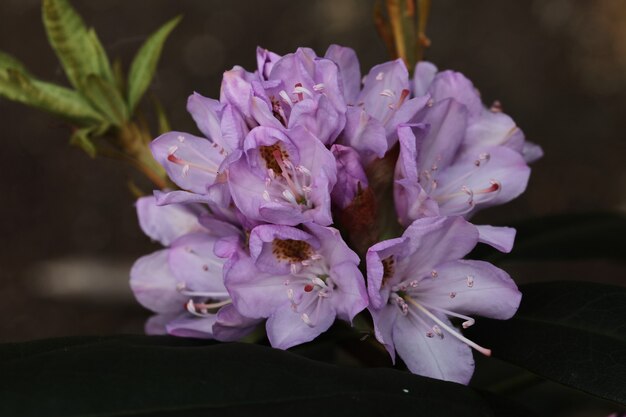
(130, 250, 186, 314)
(168, 233, 228, 294)
(413, 61, 438, 96)
(266, 301, 335, 349)
(136, 196, 205, 246)
(392, 310, 475, 384)
(329, 261, 368, 322)
(416, 259, 522, 320)
(213, 304, 263, 341)
(476, 225, 516, 253)
(325, 44, 361, 104)
(151, 131, 224, 194)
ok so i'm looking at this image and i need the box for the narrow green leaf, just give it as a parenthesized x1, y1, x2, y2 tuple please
(467, 281, 626, 405)
(127, 15, 182, 112)
(69, 126, 97, 157)
(112, 57, 125, 96)
(42, 0, 112, 91)
(83, 74, 128, 126)
(0, 51, 31, 75)
(0, 335, 523, 417)
(0, 68, 103, 122)
(152, 95, 171, 134)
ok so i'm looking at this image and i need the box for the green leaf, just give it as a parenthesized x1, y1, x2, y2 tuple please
(152, 95, 171, 134)
(0, 335, 527, 417)
(83, 74, 128, 126)
(467, 281, 626, 405)
(69, 127, 96, 157)
(0, 51, 31, 75)
(471, 212, 626, 263)
(127, 15, 181, 112)
(0, 68, 103, 122)
(42, 0, 113, 91)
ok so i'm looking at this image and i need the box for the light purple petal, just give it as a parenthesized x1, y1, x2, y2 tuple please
(330, 144, 369, 209)
(329, 261, 368, 322)
(166, 314, 217, 339)
(145, 312, 181, 335)
(366, 236, 410, 309)
(416, 259, 521, 320)
(168, 233, 228, 294)
(523, 141, 544, 163)
(413, 61, 438, 96)
(434, 146, 530, 217)
(136, 196, 205, 246)
(359, 59, 410, 124)
(465, 110, 524, 153)
(339, 106, 387, 162)
(151, 131, 224, 194)
(392, 310, 475, 384)
(130, 250, 186, 314)
(187, 92, 224, 144)
(266, 301, 335, 349)
(428, 70, 482, 118)
(325, 44, 361, 104)
(213, 304, 263, 341)
(257, 46, 282, 80)
(476, 225, 516, 253)
(400, 217, 479, 276)
(224, 255, 288, 319)
(369, 304, 398, 362)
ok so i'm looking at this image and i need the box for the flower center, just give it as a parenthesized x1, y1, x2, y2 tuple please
(421, 151, 502, 215)
(261, 147, 313, 208)
(176, 282, 231, 317)
(389, 272, 491, 357)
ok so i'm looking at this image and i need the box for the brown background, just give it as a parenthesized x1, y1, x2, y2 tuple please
(0, 1, 625, 415)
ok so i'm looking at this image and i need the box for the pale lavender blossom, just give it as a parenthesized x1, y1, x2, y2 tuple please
(225, 223, 368, 349)
(394, 107, 530, 251)
(150, 92, 248, 208)
(413, 61, 543, 163)
(130, 196, 260, 340)
(328, 45, 431, 162)
(221, 47, 347, 145)
(367, 216, 521, 384)
(227, 125, 337, 226)
(330, 144, 369, 210)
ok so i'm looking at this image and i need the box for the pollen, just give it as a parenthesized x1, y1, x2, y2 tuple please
(382, 256, 395, 286)
(272, 239, 314, 262)
(259, 144, 289, 174)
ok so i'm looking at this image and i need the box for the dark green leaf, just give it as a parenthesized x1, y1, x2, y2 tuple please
(83, 74, 128, 126)
(0, 68, 103, 122)
(467, 281, 626, 405)
(42, 0, 113, 91)
(472, 212, 626, 263)
(0, 335, 522, 417)
(127, 15, 181, 112)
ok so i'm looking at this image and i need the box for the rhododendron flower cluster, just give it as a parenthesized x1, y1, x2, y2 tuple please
(131, 45, 541, 384)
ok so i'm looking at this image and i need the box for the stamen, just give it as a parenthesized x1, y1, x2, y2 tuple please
(404, 296, 491, 356)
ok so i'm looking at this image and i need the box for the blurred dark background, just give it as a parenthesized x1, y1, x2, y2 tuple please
(0, 1, 624, 415)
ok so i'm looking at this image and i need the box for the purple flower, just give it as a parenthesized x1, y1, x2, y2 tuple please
(221, 47, 347, 145)
(328, 46, 430, 161)
(413, 61, 543, 163)
(150, 93, 248, 207)
(394, 104, 530, 251)
(366, 216, 521, 384)
(130, 196, 260, 340)
(227, 125, 337, 226)
(225, 223, 368, 349)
